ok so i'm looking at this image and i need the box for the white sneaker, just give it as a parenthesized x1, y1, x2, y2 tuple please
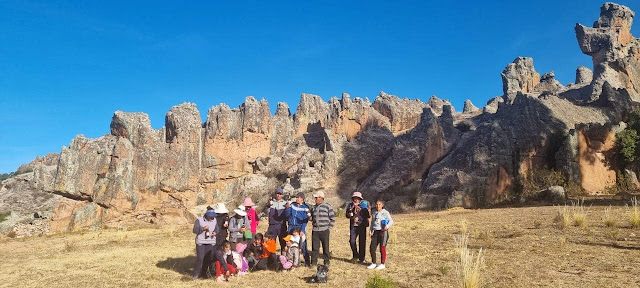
(375, 264, 386, 270)
(367, 263, 377, 269)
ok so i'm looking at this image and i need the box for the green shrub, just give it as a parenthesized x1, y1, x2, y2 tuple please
(522, 168, 565, 198)
(365, 273, 397, 288)
(617, 129, 639, 164)
(0, 211, 10, 223)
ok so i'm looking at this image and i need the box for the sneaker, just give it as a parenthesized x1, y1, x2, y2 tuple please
(216, 276, 224, 283)
(375, 264, 386, 270)
(349, 257, 358, 263)
(367, 263, 377, 269)
(358, 260, 366, 265)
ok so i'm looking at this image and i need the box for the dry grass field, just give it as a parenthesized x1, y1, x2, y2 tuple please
(2, 204, 640, 288)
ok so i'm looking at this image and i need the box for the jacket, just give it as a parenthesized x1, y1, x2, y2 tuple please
(228, 214, 250, 242)
(370, 208, 394, 233)
(311, 201, 335, 232)
(285, 202, 310, 231)
(245, 208, 259, 234)
(346, 202, 370, 227)
(268, 199, 288, 226)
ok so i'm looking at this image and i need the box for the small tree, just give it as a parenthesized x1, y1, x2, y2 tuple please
(617, 129, 639, 164)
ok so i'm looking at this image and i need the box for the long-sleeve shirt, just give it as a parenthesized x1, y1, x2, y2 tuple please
(245, 208, 259, 234)
(192, 217, 218, 245)
(228, 214, 250, 242)
(261, 239, 277, 259)
(311, 201, 335, 232)
(214, 248, 233, 272)
(346, 202, 370, 227)
(370, 208, 394, 233)
(268, 199, 288, 225)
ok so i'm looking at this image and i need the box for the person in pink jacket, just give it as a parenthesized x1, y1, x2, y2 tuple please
(243, 197, 260, 237)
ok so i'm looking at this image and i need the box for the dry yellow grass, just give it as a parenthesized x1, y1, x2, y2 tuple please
(2, 206, 640, 287)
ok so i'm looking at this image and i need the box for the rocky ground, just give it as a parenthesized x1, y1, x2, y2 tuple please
(1, 204, 640, 288)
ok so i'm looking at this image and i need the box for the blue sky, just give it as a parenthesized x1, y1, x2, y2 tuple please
(1, 0, 639, 173)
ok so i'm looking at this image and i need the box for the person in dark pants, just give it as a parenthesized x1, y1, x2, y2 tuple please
(310, 191, 335, 266)
(285, 192, 311, 266)
(214, 203, 230, 247)
(192, 209, 218, 280)
(368, 200, 394, 270)
(346, 191, 370, 264)
(266, 188, 288, 250)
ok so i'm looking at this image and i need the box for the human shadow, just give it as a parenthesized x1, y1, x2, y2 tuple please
(156, 255, 196, 276)
(572, 240, 640, 251)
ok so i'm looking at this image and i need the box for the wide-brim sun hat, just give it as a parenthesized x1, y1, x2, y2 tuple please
(234, 205, 247, 216)
(214, 203, 229, 214)
(242, 197, 255, 207)
(283, 235, 292, 242)
(313, 191, 325, 199)
(236, 242, 247, 253)
(351, 191, 363, 199)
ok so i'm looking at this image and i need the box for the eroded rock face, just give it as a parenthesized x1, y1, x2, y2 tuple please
(3, 2, 640, 235)
(576, 2, 640, 99)
(501, 57, 541, 103)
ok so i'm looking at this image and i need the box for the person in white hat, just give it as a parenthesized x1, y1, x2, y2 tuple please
(346, 191, 370, 264)
(228, 204, 250, 251)
(214, 203, 230, 247)
(310, 190, 335, 266)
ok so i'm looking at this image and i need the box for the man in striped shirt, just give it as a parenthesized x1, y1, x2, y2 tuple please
(310, 190, 335, 266)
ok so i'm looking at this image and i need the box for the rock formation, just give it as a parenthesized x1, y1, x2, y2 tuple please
(1, 2, 639, 235)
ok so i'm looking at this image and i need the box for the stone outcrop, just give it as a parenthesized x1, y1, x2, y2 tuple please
(501, 57, 541, 103)
(576, 66, 594, 85)
(463, 100, 480, 114)
(2, 2, 640, 235)
(576, 2, 640, 100)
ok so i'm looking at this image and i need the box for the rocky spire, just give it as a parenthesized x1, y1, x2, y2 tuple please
(501, 57, 541, 103)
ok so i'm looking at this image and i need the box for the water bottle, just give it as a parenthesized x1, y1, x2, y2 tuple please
(381, 219, 388, 230)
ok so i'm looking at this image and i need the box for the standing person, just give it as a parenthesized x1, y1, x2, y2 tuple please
(229, 205, 250, 251)
(310, 191, 335, 266)
(214, 203, 230, 247)
(192, 209, 217, 280)
(368, 200, 394, 270)
(267, 188, 288, 250)
(346, 191, 370, 264)
(243, 197, 259, 237)
(285, 192, 311, 266)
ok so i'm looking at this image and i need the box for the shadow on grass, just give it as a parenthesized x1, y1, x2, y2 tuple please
(156, 255, 196, 277)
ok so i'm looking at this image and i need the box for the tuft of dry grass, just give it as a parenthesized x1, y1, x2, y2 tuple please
(554, 205, 571, 228)
(603, 205, 616, 228)
(455, 234, 484, 288)
(628, 197, 640, 228)
(571, 199, 588, 227)
(459, 219, 468, 234)
(63, 241, 77, 253)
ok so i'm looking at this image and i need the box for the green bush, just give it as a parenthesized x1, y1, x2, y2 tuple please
(522, 168, 565, 198)
(366, 273, 397, 288)
(0, 211, 10, 223)
(617, 129, 638, 164)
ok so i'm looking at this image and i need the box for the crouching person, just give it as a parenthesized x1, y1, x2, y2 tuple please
(254, 231, 280, 271)
(214, 240, 237, 282)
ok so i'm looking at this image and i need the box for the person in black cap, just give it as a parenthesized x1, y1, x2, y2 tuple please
(285, 192, 312, 266)
(266, 188, 288, 251)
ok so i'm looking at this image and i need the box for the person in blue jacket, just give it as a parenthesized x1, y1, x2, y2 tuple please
(285, 192, 311, 266)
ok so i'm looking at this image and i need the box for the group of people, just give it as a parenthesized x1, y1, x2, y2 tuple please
(191, 188, 393, 282)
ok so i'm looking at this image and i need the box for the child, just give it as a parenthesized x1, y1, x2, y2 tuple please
(214, 240, 236, 282)
(367, 200, 394, 270)
(243, 197, 260, 236)
(289, 227, 304, 266)
(244, 233, 263, 270)
(254, 231, 279, 271)
(233, 242, 250, 275)
(279, 235, 298, 270)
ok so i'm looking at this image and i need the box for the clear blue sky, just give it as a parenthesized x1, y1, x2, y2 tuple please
(1, 0, 638, 173)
